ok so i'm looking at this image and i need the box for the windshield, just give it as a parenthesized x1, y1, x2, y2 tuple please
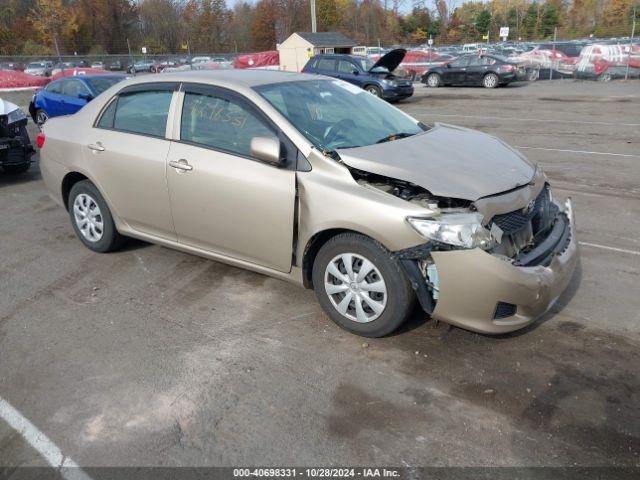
(254, 79, 425, 151)
(27, 63, 45, 68)
(84, 76, 124, 95)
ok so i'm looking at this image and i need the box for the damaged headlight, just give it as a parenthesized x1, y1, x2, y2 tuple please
(407, 213, 494, 249)
(6, 107, 27, 125)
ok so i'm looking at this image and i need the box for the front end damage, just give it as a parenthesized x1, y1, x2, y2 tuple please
(352, 167, 579, 334)
(0, 100, 34, 173)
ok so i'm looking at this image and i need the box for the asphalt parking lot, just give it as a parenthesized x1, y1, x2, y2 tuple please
(1, 80, 639, 470)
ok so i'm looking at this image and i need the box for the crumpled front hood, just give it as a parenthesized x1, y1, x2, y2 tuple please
(0, 99, 20, 115)
(336, 123, 536, 201)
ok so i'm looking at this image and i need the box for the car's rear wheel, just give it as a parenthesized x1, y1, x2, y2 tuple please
(312, 233, 414, 337)
(426, 73, 441, 88)
(35, 109, 48, 128)
(483, 73, 499, 88)
(68, 180, 124, 253)
(364, 85, 382, 96)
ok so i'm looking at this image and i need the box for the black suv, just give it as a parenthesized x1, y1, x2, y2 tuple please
(302, 49, 414, 102)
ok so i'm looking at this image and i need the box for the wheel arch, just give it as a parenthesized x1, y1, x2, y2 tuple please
(61, 171, 90, 210)
(301, 227, 393, 289)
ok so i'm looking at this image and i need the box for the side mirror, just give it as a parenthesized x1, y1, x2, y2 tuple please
(78, 92, 93, 101)
(250, 136, 282, 166)
(352, 69, 359, 75)
(446, 63, 452, 68)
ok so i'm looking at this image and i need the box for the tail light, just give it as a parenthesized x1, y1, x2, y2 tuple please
(36, 133, 45, 148)
(501, 64, 516, 73)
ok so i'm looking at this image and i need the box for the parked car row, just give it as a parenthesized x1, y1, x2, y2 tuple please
(32, 69, 577, 338)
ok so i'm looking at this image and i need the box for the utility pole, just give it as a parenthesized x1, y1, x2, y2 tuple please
(310, 0, 317, 33)
(625, 4, 637, 81)
(53, 35, 63, 75)
(126, 38, 135, 76)
(550, 26, 557, 81)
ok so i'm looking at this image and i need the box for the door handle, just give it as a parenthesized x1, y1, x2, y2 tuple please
(88, 142, 105, 152)
(169, 159, 193, 172)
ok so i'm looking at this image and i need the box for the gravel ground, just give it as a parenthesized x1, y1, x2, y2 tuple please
(0, 79, 639, 471)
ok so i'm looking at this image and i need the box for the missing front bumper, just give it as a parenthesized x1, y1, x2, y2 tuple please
(397, 199, 578, 334)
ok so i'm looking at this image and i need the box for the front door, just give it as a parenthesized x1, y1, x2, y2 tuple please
(60, 78, 90, 115)
(166, 85, 296, 273)
(337, 59, 363, 87)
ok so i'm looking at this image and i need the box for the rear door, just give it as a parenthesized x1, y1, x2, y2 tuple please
(41, 81, 66, 116)
(83, 82, 178, 241)
(315, 58, 337, 78)
(443, 56, 470, 84)
(165, 84, 296, 272)
(465, 55, 494, 85)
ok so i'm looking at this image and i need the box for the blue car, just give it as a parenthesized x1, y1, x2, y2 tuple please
(29, 74, 126, 127)
(302, 49, 414, 102)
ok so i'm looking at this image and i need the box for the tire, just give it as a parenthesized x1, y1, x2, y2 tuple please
(364, 85, 382, 97)
(68, 180, 124, 253)
(312, 233, 415, 337)
(483, 72, 499, 88)
(2, 163, 30, 174)
(35, 109, 48, 128)
(598, 72, 612, 82)
(426, 73, 441, 88)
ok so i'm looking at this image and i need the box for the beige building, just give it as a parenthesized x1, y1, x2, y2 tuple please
(278, 32, 356, 72)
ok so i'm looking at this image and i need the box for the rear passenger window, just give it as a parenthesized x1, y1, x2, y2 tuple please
(317, 58, 336, 71)
(112, 90, 173, 137)
(96, 99, 117, 128)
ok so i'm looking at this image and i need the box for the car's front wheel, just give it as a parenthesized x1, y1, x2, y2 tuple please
(35, 109, 48, 128)
(312, 233, 415, 337)
(68, 180, 124, 253)
(364, 85, 382, 96)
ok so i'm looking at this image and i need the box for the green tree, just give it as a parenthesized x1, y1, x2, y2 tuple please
(475, 8, 492, 35)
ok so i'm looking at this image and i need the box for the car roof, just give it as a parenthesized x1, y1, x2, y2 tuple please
(53, 73, 126, 82)
(312, 53, 364, 61)
(120, 69, 315, 88)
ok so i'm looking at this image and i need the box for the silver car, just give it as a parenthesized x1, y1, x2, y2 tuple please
(24, 61, 53, 76)
(38, 70, 578, 337)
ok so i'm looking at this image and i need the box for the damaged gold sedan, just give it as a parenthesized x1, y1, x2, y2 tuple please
(39, 70, 578, 337)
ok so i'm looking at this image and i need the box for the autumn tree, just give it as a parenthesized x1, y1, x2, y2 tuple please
(252, 0, 277, 50)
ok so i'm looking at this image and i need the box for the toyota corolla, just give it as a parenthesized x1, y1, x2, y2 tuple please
(38, 70, 578, 337)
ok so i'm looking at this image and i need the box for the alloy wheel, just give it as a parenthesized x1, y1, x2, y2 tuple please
(427, 74, 440, 87)
(324, 253, 387, 323)
(484, 74, 498, 88)
(36, 110, 48, 127)
(73, 193, 104, 242)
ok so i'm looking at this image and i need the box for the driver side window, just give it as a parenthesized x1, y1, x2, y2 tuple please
(337, 60, 356, 74)
(180, 90, 275, 158)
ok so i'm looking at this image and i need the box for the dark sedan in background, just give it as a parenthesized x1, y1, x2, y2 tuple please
(421, 54, 526, 88)
(29, 73, 126, 127)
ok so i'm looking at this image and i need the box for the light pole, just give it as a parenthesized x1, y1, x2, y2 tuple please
(625, 4, 637, 81)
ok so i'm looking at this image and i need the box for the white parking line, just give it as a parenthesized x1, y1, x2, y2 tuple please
(579, 242, 640, 256)
(515, 146, 640, 158)
(0, 397, 92, 480)
(427, 113, 640, 127)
